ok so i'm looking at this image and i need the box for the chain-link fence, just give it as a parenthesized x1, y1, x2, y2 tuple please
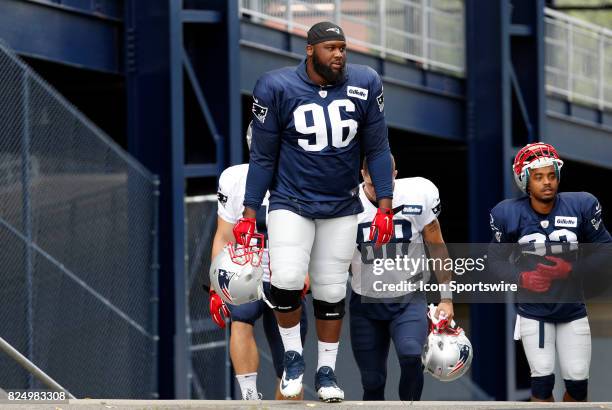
(185, 196, 231, 400)
(240, 0, 465, 76)
(0, 41, 159, 398)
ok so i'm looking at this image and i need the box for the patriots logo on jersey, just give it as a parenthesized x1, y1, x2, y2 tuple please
(376, 91, 384, 112)
(217, 191, 228, 207)
(432, 200, 441, 217)
(490, 213, 502, 242)
(592, 217, 602, 231)
(448, 344, 471, 376)
(252, 101, 268, 124)
(217, 268, 235, 302)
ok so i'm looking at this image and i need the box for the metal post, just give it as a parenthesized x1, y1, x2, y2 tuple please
(169, 0, 190, 399)
(598, 31, 604, 111)
(287, 0, 293, 33)
(334, 0, 341, 25)
(150, 178, 161, 399)
(567, 21, 573, 101)
(0, 337, 75, 399)
(21, 71, 34, 390)
(379, 0, 386, 58)
(421, 0, 429, 69)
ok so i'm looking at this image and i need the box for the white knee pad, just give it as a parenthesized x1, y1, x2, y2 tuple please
(268, 210, 314, 291)
(557, 317, 591, 381)
(517, 316, 556, 377)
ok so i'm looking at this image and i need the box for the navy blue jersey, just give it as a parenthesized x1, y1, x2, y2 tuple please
(489, 192, 612, 322)
(244, 59, 392, 219)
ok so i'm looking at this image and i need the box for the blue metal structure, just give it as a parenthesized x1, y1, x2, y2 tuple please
(0, 0, 122, 73)
(0, 0, 610, 400)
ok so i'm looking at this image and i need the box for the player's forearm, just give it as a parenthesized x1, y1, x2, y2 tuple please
(427, 243, 453, 285)
(211, 234, 226, 261)
(211, 218, 235, 260)
(243, 160, 273, 211)
(378, 198, 392, 209)
(366, 151, 393, 201)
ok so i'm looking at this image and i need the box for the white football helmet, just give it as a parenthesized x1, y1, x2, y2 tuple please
(422, 305, 473, 382)
(513, 142, 563, 194)
(209, 242, 264, 306)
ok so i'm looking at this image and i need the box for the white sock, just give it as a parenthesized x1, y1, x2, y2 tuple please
(279, 323, 303, 355)
(317, 341, 339, 371)
(236, 372, 258, 399)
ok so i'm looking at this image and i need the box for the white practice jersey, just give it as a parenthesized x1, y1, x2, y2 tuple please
(351, 177, 441, 296)
(217, 164, 271, 282)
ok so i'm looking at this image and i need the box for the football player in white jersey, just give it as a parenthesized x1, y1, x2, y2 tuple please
(209, 128, 308, 400)
(349, 155, 454, 400)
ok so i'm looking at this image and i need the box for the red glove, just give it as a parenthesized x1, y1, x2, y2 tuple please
(536, 256, 572, 280)
(233, 217, 256, 246)
(209, 290, 230, 329)
(369, 207, 394, 248)
(520, 270, 552, 293)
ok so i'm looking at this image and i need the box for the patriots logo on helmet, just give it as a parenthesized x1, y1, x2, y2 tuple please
(217, 268, 236, 302)
(448, 344, 471, 376)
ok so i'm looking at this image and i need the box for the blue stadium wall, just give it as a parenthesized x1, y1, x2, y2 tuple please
(0, 0, 611, 400)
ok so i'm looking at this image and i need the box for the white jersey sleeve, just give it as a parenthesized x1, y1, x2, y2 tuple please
(216, 164, 249, 224)
(416, 177, 441, 229)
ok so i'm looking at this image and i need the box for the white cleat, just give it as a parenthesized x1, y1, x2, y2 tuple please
(280, 350, 305, 398)
(315, 366, 344, 403)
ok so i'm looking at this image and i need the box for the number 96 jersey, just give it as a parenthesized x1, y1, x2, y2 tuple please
(248, 59, 390, 219)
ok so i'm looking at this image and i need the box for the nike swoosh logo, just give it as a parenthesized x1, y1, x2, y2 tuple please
(281, 379, 289, 389)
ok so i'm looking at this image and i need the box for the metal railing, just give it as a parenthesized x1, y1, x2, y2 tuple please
(545, 8, 612, 111)
(0, 40, 160, 398)
(240, 0, 465, 76)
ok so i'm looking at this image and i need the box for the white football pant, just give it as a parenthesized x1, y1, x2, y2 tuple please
(268, 210, 358, 303)
(515, 315, 591, 380)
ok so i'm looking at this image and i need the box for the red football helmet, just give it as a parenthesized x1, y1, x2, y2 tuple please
(227, 233, 265, 266)
(513, 142, 563, 193)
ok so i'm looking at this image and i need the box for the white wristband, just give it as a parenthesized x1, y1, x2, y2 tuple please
(439, 283, 453, 300)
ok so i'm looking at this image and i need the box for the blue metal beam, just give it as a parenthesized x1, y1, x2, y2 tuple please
(545, 111, 612, 170)
(0, 0, 122, 74)
(465, 0, 510, 401)
(181, 10, 221, 23)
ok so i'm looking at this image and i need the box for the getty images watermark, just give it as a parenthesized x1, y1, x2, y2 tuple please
(356, 242, 612, 303)
(369, 253, 518, 294)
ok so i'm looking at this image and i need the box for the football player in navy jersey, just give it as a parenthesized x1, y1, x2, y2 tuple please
(233, 22, 395, 402)
(208, 125, 309, 400)
(350, 156, 454, 401)
(488, 142, 612, 402)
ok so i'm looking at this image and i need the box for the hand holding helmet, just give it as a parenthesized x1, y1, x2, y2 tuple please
(422, 304, 473, 382)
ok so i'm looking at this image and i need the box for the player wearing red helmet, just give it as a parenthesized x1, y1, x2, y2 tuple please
(488, 142, 611, 402)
